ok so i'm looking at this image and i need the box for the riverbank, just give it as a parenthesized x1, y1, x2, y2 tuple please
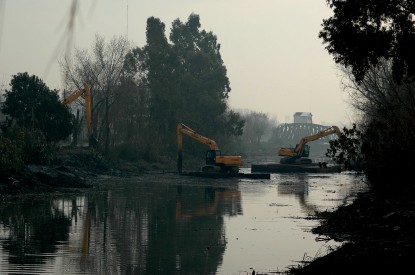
(284, 189, 415, 274)
(0, 147, 175, 197)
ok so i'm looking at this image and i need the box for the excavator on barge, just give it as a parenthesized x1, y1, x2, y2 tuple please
(177, 122, 270, 179)
(177, 122, 242, 174)
(251, 126, 342, 174)
(278, 125, 341, 164)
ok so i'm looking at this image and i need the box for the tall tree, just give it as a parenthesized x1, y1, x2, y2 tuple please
(170, 13, 233, 138)
(127, 14, 244, 154)
(120, 47, 156, 159)
(1, 72, 73, 143)
(143, 17, 178, 148)
(319, 0, 415, 83)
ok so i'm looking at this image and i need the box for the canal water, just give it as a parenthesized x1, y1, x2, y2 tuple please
(0, 169, 367, 275)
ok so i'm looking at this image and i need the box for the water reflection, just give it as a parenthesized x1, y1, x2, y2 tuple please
(277, 173, 365, 216)
(176, 185, 242, 221)
(277, 174, 318, 215)
(0, 177, 243, 274)
(0, 197, 71, 264)
(0, 173, 366, 274)
(174, 185, 242, 274)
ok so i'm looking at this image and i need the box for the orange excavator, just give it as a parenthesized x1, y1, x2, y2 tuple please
(63, 83, 96, 147)
(177, 122, 243, 174)
(278, 125, 341, 164)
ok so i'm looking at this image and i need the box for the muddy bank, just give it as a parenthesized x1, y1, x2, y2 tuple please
(285, 190, 415, 274)
(0, 147, 175, 197)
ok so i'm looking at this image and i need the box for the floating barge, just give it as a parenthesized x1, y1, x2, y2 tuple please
(181, 171, 270, 179)
(251, 163, 342, 174)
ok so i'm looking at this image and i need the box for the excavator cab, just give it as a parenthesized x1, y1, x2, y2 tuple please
(301, 145, 310, 157)
(280, 145, 311, 164)
(205, 149, 221, 165)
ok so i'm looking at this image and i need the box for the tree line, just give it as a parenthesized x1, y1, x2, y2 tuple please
(0, 13, 281, 174)
(59, 14, 244, 158)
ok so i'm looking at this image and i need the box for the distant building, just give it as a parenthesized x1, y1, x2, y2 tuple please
(293, 112, 312, 124)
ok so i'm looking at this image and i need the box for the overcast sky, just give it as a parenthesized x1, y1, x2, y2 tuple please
(0, 0, 355, 126)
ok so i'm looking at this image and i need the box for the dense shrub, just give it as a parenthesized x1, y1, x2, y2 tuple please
(2, 127, 56, 166)
(0, 135, 24, 174)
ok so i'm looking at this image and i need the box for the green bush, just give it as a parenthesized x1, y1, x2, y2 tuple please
(0, 135, 24, 174)
(3, 127, 56, 166)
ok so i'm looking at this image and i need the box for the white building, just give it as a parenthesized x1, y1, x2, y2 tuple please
(293, 112, 312, 124)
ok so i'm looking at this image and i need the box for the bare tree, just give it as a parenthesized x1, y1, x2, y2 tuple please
(60, 34, 131, 154)
(341, 59, 415, 125)
(241, 111, 272, 144)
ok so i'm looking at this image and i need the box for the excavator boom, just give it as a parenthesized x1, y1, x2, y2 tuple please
(177, 123, 219, 151)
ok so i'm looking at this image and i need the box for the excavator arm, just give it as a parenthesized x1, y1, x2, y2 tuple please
(177, 123, 219, 174)
(177, 123, 219, 151)
(292, 126, 340, 156)
(63, 83, 94, 144)
(278, 126, 341, 161)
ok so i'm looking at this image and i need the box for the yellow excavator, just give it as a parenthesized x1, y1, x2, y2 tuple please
(177, 122, 243, 174)
(63, 83, 96, 147)
(278, 125, 341, 164)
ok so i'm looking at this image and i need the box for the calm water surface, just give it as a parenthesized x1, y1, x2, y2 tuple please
(0, 169, 367, 275)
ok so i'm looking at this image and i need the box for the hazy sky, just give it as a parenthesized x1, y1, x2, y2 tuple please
(0, 0, 355, 126)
